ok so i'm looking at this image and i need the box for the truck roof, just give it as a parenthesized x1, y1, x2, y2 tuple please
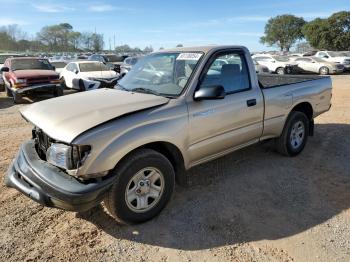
(157, 45, 248, 54)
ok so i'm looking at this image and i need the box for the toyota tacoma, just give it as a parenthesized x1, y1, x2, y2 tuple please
(6, 46, 332, 224)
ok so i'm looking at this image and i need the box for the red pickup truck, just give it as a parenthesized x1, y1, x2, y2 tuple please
(1, 57, 63, 103)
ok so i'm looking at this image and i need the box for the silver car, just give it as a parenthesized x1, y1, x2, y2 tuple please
(293, 56, 344, 75)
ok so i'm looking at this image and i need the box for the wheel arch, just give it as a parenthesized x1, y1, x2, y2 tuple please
(113, 141, 187, 186)
(290, 102, 314, 135)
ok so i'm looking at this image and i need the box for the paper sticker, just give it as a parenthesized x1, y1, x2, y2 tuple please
(176, 53, 202, 61)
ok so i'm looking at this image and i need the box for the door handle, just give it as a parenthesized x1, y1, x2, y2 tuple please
(246, 99, 257, 107)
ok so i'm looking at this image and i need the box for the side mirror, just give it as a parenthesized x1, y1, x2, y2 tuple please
(194, 85, 226, 101)
(1, 67, 9, 72)
(52, 66, 56, 70)
(323, 55, 329, 59)
(74, 69, 79, 74)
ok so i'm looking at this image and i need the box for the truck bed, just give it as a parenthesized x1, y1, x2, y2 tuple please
(258, 74, 327, 89)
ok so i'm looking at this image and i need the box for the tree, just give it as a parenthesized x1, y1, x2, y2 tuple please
(143, 46, 153, 53)
(302, 11, 350, 50)
(260, 15, 306, 51)
(91, 33, 104, 52)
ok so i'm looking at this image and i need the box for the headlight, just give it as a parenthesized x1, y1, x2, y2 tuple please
(46, 143, 91, 170)
(15, 78, 26, 84)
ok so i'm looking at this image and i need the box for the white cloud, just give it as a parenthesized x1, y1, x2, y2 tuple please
(233, 15, 270, 22)
(33, 4, 74, 13)
(88, 4, 114, 12)
(0, 18, 26, 26)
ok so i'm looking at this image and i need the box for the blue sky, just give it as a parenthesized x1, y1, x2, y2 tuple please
(0, 0, 349, 51)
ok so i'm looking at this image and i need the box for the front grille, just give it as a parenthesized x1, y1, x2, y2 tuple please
(336, 64, 344, 69)
(32, 128, 52, 159)
(343, 60, 350, 65)
(27, 76, 58, 84)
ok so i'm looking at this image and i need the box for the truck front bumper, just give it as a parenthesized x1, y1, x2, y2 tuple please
(11, 83, 61, 94)
(5, 140, 115, 212)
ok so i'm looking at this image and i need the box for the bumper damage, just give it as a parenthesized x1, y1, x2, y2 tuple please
(5, 140, 115, 212)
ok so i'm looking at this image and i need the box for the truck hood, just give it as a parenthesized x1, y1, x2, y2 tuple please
(12, 70, 58, 78)
(20, 89, 169, 143)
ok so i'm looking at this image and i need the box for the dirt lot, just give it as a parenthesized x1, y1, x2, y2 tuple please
(0, 76, 349, 262)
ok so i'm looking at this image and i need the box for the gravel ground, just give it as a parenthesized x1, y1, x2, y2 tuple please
(0, 75, 349, 262)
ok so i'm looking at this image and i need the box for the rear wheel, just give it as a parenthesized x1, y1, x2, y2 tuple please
(319, 66, 329, 75)
(104, 149, 175, 224)
(275, 111, 309, 156)
(276, 67, 285, 75)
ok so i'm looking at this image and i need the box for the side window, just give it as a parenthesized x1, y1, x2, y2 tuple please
(202, 52, 251, 94)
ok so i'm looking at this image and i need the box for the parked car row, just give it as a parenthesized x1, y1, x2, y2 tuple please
(0, 54, 142, 103)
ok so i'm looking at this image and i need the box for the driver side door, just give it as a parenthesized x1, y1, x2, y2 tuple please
(187, 50, 264, 166)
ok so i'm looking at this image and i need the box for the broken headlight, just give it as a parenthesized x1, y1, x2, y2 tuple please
(46, 143, 91, 170)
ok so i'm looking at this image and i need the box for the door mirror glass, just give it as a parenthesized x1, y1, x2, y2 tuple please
(194, 85, 226, 101)
(1, 67, 9, 72)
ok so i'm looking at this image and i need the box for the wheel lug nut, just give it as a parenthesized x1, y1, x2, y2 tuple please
(136, 189, 141, 193)
(140, 182, 144, 186)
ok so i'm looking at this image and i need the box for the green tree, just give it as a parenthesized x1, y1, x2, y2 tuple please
(260, 15, 306, 51)
(303, 11, 350, 50)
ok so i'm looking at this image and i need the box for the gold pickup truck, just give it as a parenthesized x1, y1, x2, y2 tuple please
(6, 46, 332, 224)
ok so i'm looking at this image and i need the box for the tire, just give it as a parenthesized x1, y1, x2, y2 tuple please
(12, 91, 22, 104)
(104, 149, 175, 224)
(5, 85, 12, 97)
(276, 67, 285, 75)
(60, 77, 67, 89)
(319, 66, 329, 75)
(53, 86, 64, 97)
(275, 111, 309, 157)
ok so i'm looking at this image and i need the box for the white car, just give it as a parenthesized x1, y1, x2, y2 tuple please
(315, 51, 350, 71)
(253, 59, 269, 74)
(292, 56, 344, 75)
(252, 54, 298, 74)
(60, 61, 119, 91)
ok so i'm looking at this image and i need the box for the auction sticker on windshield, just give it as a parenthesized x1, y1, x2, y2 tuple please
(177, 53, 203, 60)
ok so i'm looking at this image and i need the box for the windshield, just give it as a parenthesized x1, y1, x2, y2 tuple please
(117, 52, 203, 97)
(79, 62, 110, 72)
(105, 55, 124, 62)
(11, 59, 53, 71)
(273, 56, 290, 62)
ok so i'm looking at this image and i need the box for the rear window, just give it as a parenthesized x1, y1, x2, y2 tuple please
(11, 59, 53, 71)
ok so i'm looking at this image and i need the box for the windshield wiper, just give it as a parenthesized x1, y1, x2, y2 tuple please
(116, 83, 128, 91)
(130, 87, 161, 96)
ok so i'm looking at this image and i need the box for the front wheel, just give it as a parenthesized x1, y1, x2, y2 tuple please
(275, 111, 309, 156)
(104, 149, 175, 224)
(319, 66, 329, 75)
(276, 67, 285, 75)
